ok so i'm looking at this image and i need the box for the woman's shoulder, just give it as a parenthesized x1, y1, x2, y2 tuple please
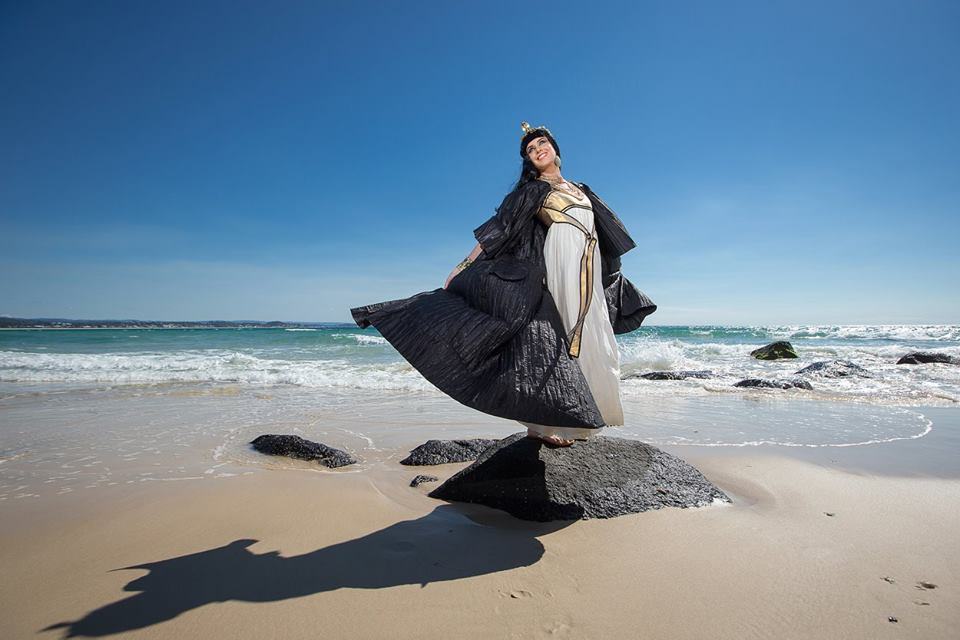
(574, 181, 611, 208)
(575, 182, 636, 254)
(571, 179, 594, 193)
(518, 178, 551, 195)
(498, 179, 549, 209)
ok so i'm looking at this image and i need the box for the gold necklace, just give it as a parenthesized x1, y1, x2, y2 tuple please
(540, 176, 583, 199)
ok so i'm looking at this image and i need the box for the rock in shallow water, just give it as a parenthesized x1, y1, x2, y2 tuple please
(897, 352, 959, 365)
(734, 378, 813, 390)
(750, 341, 798, 360)
(625, 370, 713, 381)
(794, 360, 872, 378)
(400, 438, 498, 465)
(428, 433, 730, 521)
(250, 434, 357, 468)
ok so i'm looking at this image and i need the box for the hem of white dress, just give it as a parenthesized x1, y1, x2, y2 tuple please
(519, 422, 604, 440)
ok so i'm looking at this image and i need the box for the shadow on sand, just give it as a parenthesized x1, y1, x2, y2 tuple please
(42, 503, 572, 638)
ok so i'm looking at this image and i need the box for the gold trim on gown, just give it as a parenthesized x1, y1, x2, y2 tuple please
(521, 185, 625, 440)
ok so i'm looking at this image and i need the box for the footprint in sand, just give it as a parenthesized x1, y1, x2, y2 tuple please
(915, 581, 937, 590)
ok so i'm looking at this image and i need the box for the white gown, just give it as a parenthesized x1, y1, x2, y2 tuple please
(519, 184, 624, 440)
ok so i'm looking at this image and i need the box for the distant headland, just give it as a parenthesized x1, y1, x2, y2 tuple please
(0, 317, 344, 329)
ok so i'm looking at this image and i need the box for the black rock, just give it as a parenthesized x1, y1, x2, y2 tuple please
(750, 341, 798, 360)
(626, 370, 713, 381)
(897, 352, 960, 365)
(400, 438, 498, 465)
(250, 434, 357, 468)
(410, 474, 440, 487)
(428, 433, 730, 521)
(794, 360, 873, 378)
(734, 378, 813, 390)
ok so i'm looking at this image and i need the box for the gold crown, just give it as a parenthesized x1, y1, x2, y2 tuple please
(520, 121, 552, 139)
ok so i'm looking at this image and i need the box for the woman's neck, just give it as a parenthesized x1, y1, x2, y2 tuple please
(537, 168, 563, 183)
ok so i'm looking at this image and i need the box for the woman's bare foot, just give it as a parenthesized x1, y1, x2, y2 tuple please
(526, 431, 575, 447)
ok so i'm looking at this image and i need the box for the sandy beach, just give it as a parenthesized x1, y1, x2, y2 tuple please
(2, 410, 958, 640)
(4, 0, 959, 635)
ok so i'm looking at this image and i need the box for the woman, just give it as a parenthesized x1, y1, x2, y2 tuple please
(351, 122, 656, 447)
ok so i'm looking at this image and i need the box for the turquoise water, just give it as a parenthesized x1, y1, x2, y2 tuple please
(4, 324, 958, 356)
(1, 324, 958, 402)
(4, 323, 959, 354)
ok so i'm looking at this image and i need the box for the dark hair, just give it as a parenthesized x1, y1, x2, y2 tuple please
(513, 128, 561, 191)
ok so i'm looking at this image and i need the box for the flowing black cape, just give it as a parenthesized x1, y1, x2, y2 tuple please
(350, 179, 656, 429)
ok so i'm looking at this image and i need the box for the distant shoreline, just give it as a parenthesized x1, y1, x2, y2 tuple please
(0, 317, 351, 330)
(0, 326, 326, 330)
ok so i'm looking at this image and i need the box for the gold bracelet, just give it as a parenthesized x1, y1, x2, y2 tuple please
(455, 257, 473, 272)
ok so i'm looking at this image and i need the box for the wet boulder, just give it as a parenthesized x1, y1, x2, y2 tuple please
(794, 360, 873, 378)
(250, 434, 357, 468)
(734, 378, 813, 390)
(750, 341, 798, 360)
(400, 438, 499, 465)
(625, 370, 713, 381)
(429, 433, 730, 521)
(897, 352, 960, 365)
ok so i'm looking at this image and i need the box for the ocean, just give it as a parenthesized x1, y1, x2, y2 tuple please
(3, 323, 958, 402)
(1, 324, 958, 499)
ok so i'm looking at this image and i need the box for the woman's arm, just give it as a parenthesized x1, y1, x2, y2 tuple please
(443, 242, 483, 289)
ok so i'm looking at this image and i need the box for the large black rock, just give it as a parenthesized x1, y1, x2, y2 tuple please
(250, 434, 357, 468)
(750, 341, 798, 360)
(794, 360, 873, 378)
(400, 438, 498, 465)
(428, 433, 729, 521)
(897, 352, 959, 365)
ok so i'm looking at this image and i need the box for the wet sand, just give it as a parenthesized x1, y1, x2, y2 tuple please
(2, 428, 958, 639)
(665, 406, 960, 479)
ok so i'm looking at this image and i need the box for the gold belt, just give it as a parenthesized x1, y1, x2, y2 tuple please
(537, 206, 598, 358)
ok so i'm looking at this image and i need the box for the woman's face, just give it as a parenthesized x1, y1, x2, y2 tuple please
(525, 136, 557, 173)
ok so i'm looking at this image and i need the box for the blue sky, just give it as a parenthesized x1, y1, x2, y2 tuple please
(1, 0, 957, 325)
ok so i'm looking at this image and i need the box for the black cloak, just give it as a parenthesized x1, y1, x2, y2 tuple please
(350, 178, 657, 429)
